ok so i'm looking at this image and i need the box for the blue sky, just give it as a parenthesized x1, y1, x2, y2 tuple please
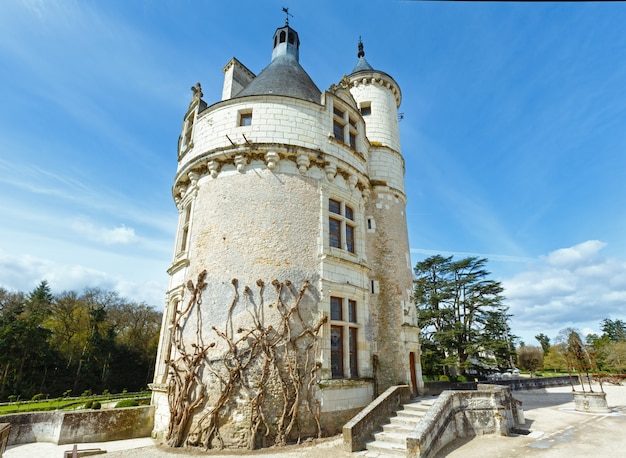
(1, 0, 625, 346)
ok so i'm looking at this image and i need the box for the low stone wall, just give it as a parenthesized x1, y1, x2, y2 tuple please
(0, 406, 154, 446)
(407, 384, 524, 458)
(342, 385, 412, 452)
(423, 376, 575, 395)
(0, 423, 10, 456)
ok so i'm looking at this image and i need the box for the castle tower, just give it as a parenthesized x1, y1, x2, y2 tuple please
(151, 22, 422, 450)
(347, 40, 422, 394)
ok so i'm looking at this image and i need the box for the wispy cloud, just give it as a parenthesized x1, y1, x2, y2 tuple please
(411, 248, 531, 264)
(70, 217, 137, 245)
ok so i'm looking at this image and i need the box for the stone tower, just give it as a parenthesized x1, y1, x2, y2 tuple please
(150, 21, 422, 449)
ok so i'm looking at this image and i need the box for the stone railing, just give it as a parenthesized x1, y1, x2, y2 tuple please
(423, 375, 575, 395)
(406, 384, 524, 458)
(342, 384, 412, 452)
(0, 405, 153, 446)
(0, 423, 10, 457)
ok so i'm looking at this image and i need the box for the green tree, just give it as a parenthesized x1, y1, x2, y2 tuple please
(535, 333, 550, 354)
(414, 255, 510, 376)
(542, 344, 568, 371)
(517, 345, 543, 377)
(601, 319, 626, 342)
(0, 283, 58, 399)
(604, 341, 626, 373)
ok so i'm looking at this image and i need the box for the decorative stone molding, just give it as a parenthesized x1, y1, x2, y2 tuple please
(297, 154, 310, 174)
(207, 160, 220, 178)
(187, 171, 200, 198)
(325, 163, 337, 181)
(234, 154, 248, 173)
(265, 151, 280, 170)
(348, 174, 358, 191)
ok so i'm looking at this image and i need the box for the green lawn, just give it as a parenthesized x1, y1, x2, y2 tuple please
(0, 391, 151, 414)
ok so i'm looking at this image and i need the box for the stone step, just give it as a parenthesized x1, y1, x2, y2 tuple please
(403, 403, 432, 413)
(393, 410, 425, 424)
(365, 438, 408, 457)
(382, 423, 414, 435)
(362, 397, 436, 458)
(373, 429, 410, 445)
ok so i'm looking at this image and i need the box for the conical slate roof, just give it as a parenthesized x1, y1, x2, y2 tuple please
(237, 53, 321, 103)
(237, 24, 321, 103)
(350, 38, 374, 74)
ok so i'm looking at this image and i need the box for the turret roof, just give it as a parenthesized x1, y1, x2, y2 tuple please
(237, 54, 321, 103)
(350, 38, 374, 74)
(236, 23, 321, 103)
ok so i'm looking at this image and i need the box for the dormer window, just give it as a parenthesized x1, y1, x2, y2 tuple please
(332, 103, 358, 150)
(183, 111, 195, 149)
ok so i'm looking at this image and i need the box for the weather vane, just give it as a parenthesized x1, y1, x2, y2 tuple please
(282, 7, 293, 26)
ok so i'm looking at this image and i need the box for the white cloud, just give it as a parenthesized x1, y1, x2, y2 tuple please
(70, 218, 137, 245)
(503, 240, 626, 342)
(0, 251, 165, 308)
(545, 240, 607, 269)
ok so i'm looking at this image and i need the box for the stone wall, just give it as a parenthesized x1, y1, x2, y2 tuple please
(0, 406, 153, 446)
(407, 385, 524, 458)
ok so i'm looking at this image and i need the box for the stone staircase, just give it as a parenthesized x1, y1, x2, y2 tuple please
(363, 398, 435, 457)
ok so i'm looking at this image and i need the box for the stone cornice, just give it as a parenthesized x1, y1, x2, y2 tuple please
(172, 142, 373, 204)
(348, 70, 402, 108)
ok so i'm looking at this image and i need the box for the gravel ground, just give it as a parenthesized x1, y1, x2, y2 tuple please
(5, 384, 625, 458)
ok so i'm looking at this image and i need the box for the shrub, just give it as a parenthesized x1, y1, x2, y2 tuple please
(439, 375, 450, 382)
(115, 399, 138, 408)
(31, 393, 45, 402)
(83, 400, 93, 409)
(456, 375, 468, 382)
(91, 401, 101, 410)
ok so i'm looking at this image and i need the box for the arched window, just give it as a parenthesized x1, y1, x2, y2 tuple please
(279, 31, 286, 43)
(288, 31, 295, 45)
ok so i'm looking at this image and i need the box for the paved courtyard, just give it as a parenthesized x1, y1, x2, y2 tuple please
(4, 384, 625, 457)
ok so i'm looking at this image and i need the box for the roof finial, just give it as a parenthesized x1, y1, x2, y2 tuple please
(282, 7, 293, 26)
(358, 36, 365, 58)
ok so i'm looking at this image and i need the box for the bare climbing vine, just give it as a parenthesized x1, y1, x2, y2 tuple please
(166, 271, 327, 450)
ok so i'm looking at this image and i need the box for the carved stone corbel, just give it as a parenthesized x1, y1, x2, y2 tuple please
(324, 163, 337, 182)
(348, 174, 358, 191)
(234, 154, 248, 173)
(207, 160, 220, 179)
(187, 171, 200, 198)
(265, 151, 280, 170)
(297, 154, 310, 175)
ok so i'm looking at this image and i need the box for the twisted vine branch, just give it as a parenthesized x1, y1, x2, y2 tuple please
(166, 273, 326, 450)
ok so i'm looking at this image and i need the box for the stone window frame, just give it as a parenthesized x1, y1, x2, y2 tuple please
(179, 110, 196, 157)
(359, 102, 371, 117)
(332, 102, 358, 150)
(238, 109, 253, 127)
(328, 198, 356, 254)
(175, 200, 194, 260)
(330, 296, 360, 379)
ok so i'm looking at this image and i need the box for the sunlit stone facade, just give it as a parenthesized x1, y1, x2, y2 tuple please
(151, 21, 422, 448)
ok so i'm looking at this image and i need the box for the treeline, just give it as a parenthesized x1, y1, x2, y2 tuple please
(521, 320, 626, 374)
(0, 281, 162, 401)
